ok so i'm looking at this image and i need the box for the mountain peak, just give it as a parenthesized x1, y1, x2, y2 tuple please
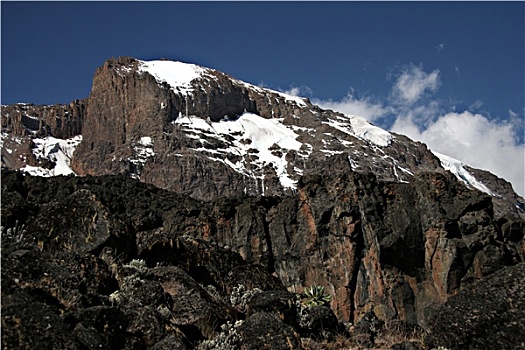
(137, 59, 212, 94)
(1, 56, 523, 218)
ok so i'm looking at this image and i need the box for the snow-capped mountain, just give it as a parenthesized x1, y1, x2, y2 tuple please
(1, 57, 523, 217)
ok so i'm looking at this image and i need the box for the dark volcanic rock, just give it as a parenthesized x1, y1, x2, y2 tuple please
(425, 262, 525, 350)
(2, 169, 525, 348)
(246, 290, 298, 323)
(147, 266, 229, 339)
(1, 170, 292, 349)
(297, 305, 344, 340)
(237, 312, 301, 350)
(2, 286, 84, 350)
(465, 165, 525, 219)
(350, 310, 385, 348)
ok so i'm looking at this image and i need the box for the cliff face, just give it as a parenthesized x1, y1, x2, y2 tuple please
(2, 170, 523, 326)
(1, 56, 525, 345)
(71, 57, 439, 192)
(2, 57, 522, 214)
(1, 100, 86, 169)
(1, 100, 87, 138)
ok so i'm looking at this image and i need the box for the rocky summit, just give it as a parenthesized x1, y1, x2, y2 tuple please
(2, 57, 525, 349)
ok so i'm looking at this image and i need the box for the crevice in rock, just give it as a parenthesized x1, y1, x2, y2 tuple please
(444, 220, 462, 239)
(92, 230, 138, 262)
(347, 218, 365, 324)
(263, 212, 276, 275)
(27, 288, 63, 310)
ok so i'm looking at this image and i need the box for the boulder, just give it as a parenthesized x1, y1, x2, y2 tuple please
(425, 263, 525, 350)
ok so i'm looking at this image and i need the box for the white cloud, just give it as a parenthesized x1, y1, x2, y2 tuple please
(282, 86, 312, 98)
(283, 86, 301, 96)
(391, 64, 440, 105)
(314, 91, 389, 122)
(310, 63, 524, 197)
(391, 111, 525, 197)
(509, 109, 519, 119)
(468, 100, 484, 111)
(454, 64, 461, 76)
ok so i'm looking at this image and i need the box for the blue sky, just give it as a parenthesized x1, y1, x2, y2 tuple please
(1, 1, 524, 196)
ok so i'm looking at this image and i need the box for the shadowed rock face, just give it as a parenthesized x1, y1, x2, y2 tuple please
(425, 262, 525, 350)
(1, 100, 87, 139)
(2, 170, 523, 328)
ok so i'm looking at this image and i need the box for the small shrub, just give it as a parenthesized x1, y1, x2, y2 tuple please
(229, 284, 262, 311)
(122, 259, 148, 275)
(197, 320, 244, 350)
(302, 285, 331, 307)
(110, 259, 149, 307)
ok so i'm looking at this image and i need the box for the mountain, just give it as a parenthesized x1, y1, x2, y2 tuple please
(2, 57, 523, 215)
(2, 57, 525, 349)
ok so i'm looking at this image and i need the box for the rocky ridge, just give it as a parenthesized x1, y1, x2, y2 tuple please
(1, 100, 86, 170)
(2, 57, 523, 216)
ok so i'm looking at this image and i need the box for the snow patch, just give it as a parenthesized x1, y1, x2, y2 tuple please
(138, 59, 308, 109)
(276, 90, 309, 107)
(1, 132, 24, 147)
(0, 132, 7, 148)
(138, 136, 153, 147)
(324, 114, 392, 147)
(138, 60, 208, 94)
(175, 112, 302, 190)
(128, 137, 155, 179)
(433, 151, 494, 196)
(348, 156, 359, 170)
(236, 81, 308, 107)
(20, 135, 82, 177)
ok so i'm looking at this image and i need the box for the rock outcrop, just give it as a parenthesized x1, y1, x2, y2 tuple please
(1, 100, 87, 138)
(426, 262, 525, 350)
(1, 101, 86, 169)
(2, 169, 524, 348)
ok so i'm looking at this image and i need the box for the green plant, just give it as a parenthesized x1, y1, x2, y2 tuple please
(302, 285, 331, 307)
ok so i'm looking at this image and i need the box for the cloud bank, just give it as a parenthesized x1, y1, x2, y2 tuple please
(314, 90, 389, 122)
(392, 111, 524, 197)
(308, 63, 524, 197)
(390, 64, 441, 105)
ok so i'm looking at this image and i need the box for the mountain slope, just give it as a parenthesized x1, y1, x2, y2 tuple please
(2, 57, 523, 218)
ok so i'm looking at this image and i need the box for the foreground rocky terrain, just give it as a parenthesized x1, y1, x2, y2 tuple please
(2, 56, 525, 349)
(2, 170, 525, 349)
